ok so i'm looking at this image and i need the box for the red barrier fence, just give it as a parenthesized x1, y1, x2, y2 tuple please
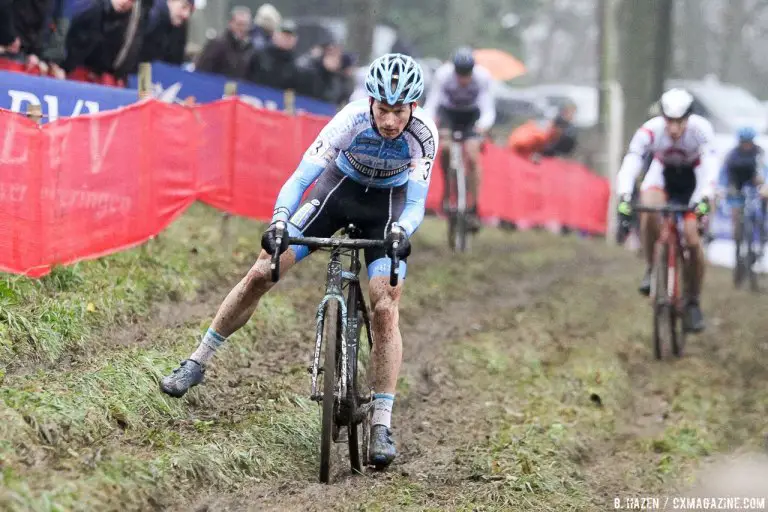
(0, 98, 608, 277)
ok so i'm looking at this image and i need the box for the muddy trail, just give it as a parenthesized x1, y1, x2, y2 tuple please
(3, 210, 768, 511)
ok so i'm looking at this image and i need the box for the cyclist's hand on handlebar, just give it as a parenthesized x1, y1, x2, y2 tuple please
(694, 198, 711, 217)
(385, 224, 411, 259)
(261, 221, 290, 256)
(617, 194, 633, 218)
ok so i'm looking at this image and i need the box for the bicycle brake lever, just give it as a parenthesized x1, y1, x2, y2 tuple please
(389, 240, 400, 287)
(270, 224, 285, 283)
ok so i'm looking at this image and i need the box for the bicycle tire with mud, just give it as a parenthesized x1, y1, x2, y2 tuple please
(319, 300, 339, 484)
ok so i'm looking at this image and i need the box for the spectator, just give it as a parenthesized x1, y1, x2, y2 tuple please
(0, 0, 21, 56)
(507, 104, 578, 161)
(195, 5, 252, 80)
(507, 118, 555, 160)
(248, 19, 299, 90)
(541, 103, 578, 157)
(297, 42, 345, 105)
(338, 51, 357, 105)
(141, 0, 193, 65)
(63, 0, 153, 85)
(250, 2, 280, 52)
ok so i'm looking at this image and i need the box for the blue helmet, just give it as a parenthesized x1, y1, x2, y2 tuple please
(365, 53, 424, 105)
(738, 126, 757, 142)
(452, 46, 475, 75)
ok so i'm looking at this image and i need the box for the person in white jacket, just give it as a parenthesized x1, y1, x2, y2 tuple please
(615, 88, 718, 333)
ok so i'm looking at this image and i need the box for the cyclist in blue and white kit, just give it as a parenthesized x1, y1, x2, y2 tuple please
(718, 127, 768, 271)
(160, 53, 438, 469)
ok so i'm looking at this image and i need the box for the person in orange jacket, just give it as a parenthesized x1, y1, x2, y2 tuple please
(508, 103, 577, 160)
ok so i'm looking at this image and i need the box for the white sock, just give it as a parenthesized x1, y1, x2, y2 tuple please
(189, 328, 226, 365)
(371, 393, 395, 428)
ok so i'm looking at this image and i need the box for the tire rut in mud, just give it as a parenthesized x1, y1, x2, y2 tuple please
(181, 235, 614, 512)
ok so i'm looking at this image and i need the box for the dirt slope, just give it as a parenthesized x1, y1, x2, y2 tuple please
(2, 208, 767, 511)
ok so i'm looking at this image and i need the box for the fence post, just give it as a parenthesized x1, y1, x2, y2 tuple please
(220, 82, 238, 245)
(138, 62, 152, 100)
(137, 63, 157, 252)
(283, 89, 296, 116)
(26, 104, 44, 125)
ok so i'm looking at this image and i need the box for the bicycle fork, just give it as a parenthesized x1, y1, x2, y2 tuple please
(449, 140, 466, 214)
(311, 256, 349, 401)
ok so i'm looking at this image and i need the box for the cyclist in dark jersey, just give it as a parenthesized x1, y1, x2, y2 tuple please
(719, 126, 767, 258)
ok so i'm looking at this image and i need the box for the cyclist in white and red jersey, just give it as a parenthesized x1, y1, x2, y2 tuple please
(616, 88, 718, 333)
(423, 47, 495, 224)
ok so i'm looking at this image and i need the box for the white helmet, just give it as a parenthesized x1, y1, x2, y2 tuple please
(660, 88, 694, 120)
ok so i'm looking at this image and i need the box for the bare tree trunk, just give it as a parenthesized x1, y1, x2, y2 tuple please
(448, 0, 481, 50)
(718, 0, 746, 81)
(652, 0, 673, 99)
(346, 0, 377, 62)
(679, 0, 712, 79)
(619, 0, 672, 144)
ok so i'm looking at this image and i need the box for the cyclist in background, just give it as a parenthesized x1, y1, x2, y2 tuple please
(423, 46, 495, 227)
(616, 88, 718, 333)
(718, 127, 767, 260)
(159, 53, 439, 470)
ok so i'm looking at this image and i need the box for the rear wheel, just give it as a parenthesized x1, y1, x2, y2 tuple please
(319, 301, 339, 484)
(745, 215, 759, 292)
(346, 287, 366, 474)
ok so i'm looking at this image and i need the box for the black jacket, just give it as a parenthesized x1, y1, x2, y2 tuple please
(195, 30, 252, 79)
(12, 0, 54, 56)
(297, 56, 344, 104)
(0, 0, 15, 46)
(63, 0, 152, 78)
(140, 0, 187, 65)
(248, 43, 298, 90)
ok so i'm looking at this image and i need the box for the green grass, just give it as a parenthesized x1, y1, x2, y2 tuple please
(0, 203, 262, 370)
(2, 206, 767, 511)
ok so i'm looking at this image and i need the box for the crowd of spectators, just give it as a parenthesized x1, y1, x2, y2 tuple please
(0, 0, 356, 105)
(193, 4, 356, 106)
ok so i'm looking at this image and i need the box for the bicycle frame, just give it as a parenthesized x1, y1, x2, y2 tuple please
(449, 132, 467, 215)
(311, 251, 350, 400)
(636, 205, 691, 307)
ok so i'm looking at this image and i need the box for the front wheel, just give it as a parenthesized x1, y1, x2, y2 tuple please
(651, 242, 679, 359)
(319, 300, 339, 484)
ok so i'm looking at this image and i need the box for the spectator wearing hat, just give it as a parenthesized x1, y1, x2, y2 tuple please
(196, 5, 253, 79)
(141, 0, 193, 65)
(250, 3, 280, 52)
(248, 19, 299, 90)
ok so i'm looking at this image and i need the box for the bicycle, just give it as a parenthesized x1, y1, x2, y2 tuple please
(733, 187, 766, 292)
(445, 130, 471, 252)
(634, 204, 694, 360)
(269, 224, 400, 484)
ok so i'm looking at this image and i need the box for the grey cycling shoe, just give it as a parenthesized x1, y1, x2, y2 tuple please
(160, 359, 205, 398)
(369, 425, 396, 468)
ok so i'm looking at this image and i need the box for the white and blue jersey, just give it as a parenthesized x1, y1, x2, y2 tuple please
(271, 99, 439, 238)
